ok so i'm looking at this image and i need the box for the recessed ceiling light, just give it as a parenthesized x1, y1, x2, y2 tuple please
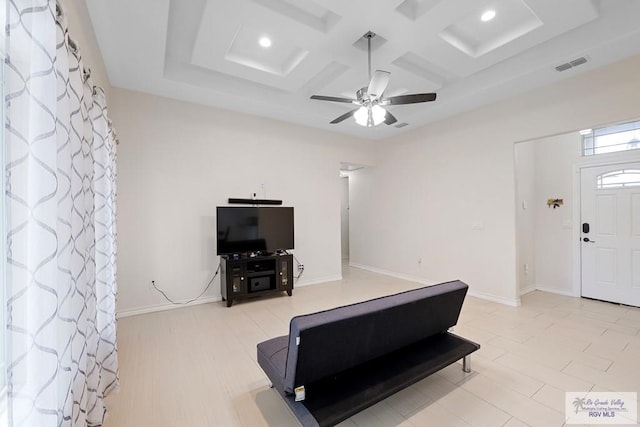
(481, 10, 496, 22)
(259, 37, 272, 48)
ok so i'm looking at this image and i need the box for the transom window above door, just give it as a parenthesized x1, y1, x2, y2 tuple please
(582, 119, 640, 156)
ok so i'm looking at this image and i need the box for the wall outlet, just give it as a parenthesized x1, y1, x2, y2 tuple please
(298, 264, 304, 272)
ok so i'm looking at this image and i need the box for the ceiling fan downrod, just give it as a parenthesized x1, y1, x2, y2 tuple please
(364, 31, 375, 82)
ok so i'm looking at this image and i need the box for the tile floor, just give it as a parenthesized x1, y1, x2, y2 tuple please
(103, 266, 640, 426)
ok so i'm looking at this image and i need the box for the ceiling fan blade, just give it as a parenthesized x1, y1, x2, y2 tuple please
(384, 93, 437, 105)
(311, 95, 356, 104)
(367, 70, 390, 100)
(330, 108, 359, 124)
(384, 110, 398, 125)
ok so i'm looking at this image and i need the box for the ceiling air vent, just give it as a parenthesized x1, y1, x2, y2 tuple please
(555, 56, 588, 72)
(395, 122, 409, 128)
(570, 57, 587, 67)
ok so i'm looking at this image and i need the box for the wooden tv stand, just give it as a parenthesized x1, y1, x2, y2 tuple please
(220, 253, 293, 307)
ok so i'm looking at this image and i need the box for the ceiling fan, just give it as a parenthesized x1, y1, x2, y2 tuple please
(310, 31, 437, 127)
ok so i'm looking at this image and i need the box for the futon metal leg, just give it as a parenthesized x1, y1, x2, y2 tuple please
(462, 355, 471, 373)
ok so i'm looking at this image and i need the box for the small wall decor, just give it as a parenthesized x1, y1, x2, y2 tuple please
(547, 198, 564, 209)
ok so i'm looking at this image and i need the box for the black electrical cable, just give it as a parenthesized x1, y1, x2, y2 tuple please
(151, 264, 221, 305)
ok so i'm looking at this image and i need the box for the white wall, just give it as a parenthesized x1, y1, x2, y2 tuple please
(515, 133, 581, 296)
(350, 54, 640, 306)
(532, 133, 581, 294)
(349, 141, 429, 282)
(515, 141, 536, 295)
(111, 88, 375, 315)
(340, 177, 349, 260)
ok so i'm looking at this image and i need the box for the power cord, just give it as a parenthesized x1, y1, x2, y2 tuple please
(281, 250, 304, 281)
(151, 263, 221, 305)
(293, 254, 304, 281)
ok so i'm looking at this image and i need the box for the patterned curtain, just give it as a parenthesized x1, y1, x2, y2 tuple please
(5, 1, 119, 426)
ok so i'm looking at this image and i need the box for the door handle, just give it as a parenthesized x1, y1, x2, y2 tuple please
(582, 237, 596, 243)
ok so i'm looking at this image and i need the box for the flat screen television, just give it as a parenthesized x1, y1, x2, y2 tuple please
(216, 206, 294, 255)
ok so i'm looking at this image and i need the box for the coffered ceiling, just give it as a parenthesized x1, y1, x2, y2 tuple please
(87, 0, 640, 140)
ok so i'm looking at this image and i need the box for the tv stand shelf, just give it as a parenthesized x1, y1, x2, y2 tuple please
(220, 253, 293, 307)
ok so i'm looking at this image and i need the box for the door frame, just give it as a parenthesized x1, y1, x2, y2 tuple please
(571, 151, 640, 298)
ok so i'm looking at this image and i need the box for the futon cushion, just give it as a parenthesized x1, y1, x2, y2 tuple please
(256, 336, 289, 392)
(282, 280, 468, 393)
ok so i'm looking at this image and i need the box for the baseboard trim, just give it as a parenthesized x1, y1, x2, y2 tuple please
(520, 285, 536, 296)
(467, 290, 521, 307)
(117, 296, 221, 318)
(118, 266, 525, 317)
(349, 263, 435, 286)
(350, 262, 521, 307)
(117, 275, 344, 318)
(535, 286, 576, 297)
(296, 275, 343, 287)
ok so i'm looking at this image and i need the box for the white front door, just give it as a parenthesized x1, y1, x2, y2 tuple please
(580, 162, 640, 306)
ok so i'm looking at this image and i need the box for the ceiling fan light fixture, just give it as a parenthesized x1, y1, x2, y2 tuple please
(354, 105, 386, 127)
(354, 106, 369, 126)
(371, 105, 386, 125)
(310, 31, 437, 126)
(481, 10, 496, 22)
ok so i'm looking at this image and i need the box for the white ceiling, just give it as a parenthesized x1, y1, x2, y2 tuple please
(86, 0, 640, 140)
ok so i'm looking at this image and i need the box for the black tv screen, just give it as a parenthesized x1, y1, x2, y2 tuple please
(216, 207, 294, 255)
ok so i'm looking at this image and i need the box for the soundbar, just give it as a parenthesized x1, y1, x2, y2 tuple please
(228, 198, 283, 205)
